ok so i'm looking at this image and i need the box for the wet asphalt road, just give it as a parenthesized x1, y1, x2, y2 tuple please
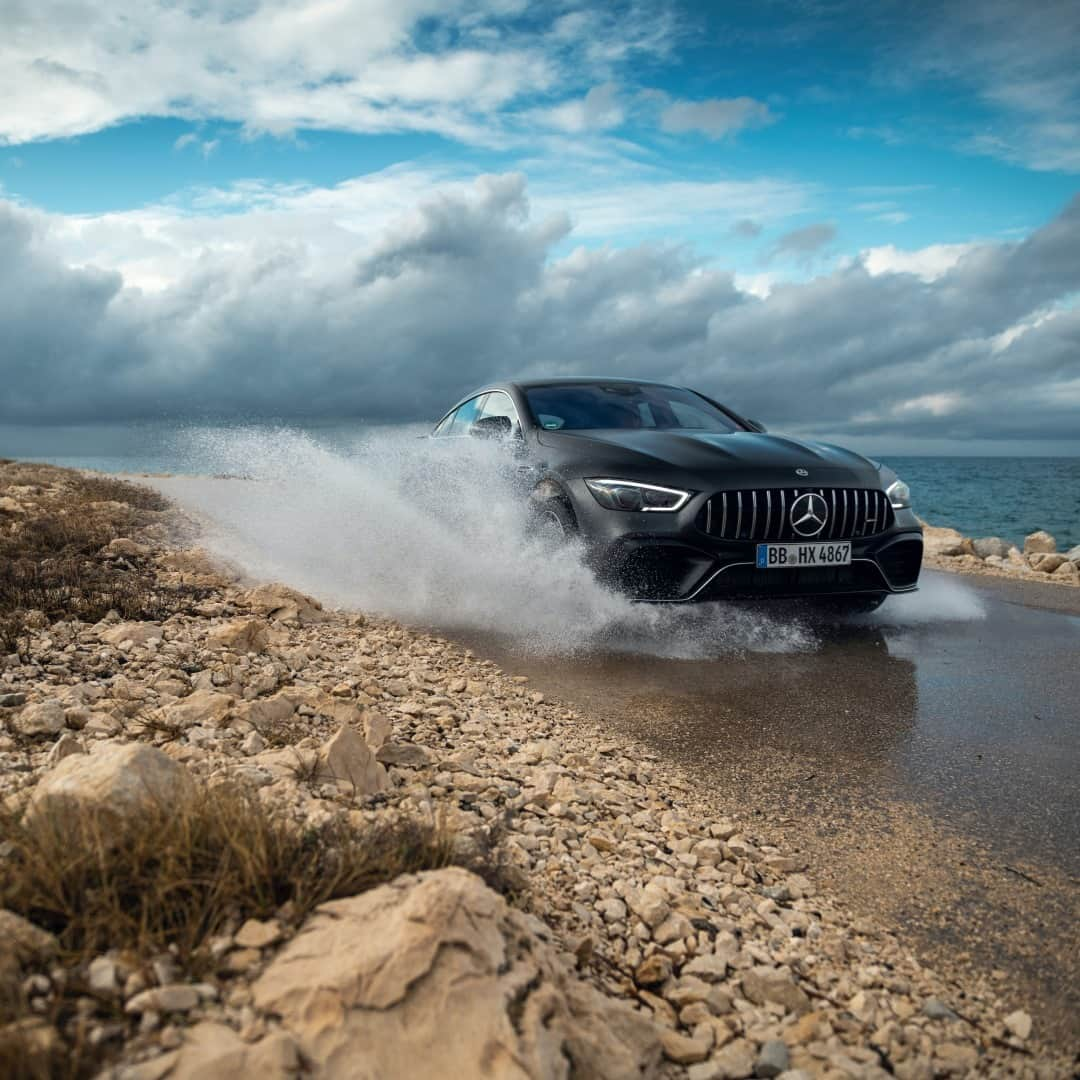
(459, 570, 1080, 1046)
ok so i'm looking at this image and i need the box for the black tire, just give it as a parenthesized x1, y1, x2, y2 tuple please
(532, 497, 577, 545)
(810, 594, 888, 615)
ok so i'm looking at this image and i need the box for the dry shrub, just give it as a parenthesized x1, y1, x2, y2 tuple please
(0, 782, 473, 966)
(0, 470, 208, 628)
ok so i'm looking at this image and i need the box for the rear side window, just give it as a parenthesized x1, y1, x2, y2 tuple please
(448, 395, 486, 435)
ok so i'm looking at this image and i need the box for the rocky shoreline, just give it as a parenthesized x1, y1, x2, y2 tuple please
(0, 460, 1073, 1079)
(922, 523, 1080, 586)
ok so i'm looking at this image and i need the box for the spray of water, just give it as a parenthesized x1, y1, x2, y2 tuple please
(151, 427, 983, 657)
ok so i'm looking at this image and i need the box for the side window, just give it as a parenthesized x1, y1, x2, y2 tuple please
(477, 391, 521, 434)
(432, 412, 454, 436)
(448, 395, 486, 436)
(669, 400, 715, 429)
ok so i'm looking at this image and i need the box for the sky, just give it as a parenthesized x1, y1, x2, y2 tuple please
(1, 0, 1078, 453)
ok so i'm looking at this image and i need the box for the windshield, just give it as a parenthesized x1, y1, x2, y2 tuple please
(524, 383, 742, 433)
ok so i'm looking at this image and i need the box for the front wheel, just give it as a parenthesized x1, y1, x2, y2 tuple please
(531, 497, 577, 546)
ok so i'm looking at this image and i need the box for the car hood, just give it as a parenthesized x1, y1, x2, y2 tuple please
(536, 429, 880, 484)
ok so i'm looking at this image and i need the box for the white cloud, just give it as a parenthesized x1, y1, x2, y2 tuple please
(531, 83, 624, 134)
(861, 242, 975, 282)
(659, 96, 776, 139)
(0, 1, 670, 146)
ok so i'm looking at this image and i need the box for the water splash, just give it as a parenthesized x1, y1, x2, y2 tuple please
(152, 426, 816, 658)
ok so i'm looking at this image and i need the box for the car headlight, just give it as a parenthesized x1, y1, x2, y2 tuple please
(886, 478, 911, 509)
(584, 478, 692, 512)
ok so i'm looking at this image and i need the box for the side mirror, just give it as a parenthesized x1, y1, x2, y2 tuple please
(470, 415, 514, 439)
(746, 418, 767, 433)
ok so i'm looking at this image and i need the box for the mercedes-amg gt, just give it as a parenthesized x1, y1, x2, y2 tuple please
(431, 378, 922, 609)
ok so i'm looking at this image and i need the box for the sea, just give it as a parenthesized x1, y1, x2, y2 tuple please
(1, 421, 1077, 551)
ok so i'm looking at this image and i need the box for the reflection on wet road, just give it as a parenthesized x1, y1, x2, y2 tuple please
(457, 570, 1080, 1044)
(472, 571, 1080, 871)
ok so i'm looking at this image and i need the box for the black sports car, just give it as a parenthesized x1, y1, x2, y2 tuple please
(431, 377, 922, 609)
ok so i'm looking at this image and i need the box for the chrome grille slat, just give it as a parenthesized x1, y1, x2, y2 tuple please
(702, 487, 892, 542)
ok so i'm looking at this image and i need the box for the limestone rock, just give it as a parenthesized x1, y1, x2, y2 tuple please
(207, 618, 270, 654)
(234, 918, 283, 950)
(921, 525, 972, 558)
(971, 536, 1009, 560)
(162, 689, 234, 730)
(0, 910, 58, 977)
(376, 741, 434, 768)
(315, 724, 389, 794)
(1065, 543, 1080, 564)
(252, 867, 660, 1080)
(142, 1021, 301, 1080)
(242, 583, 327, 626)
(11, 699, 65, 736)
(1023, 530, 1056, 555)
(1003, 1009, 1032, 1041)
(99, 622, 162, 647)
(1052, 559, 1079, 582)
(27, 742, 193, 822)
(106, 537, 147, 557)
(46, 732, 86, 766)
(1029, 552, 1066, 574)
(740, 966, 811, 1015)
(125, 985, 200, 1014)
(363, 710, 391, 750)
(236, 692, 297, 730)
(702, 1037, 755, 1079)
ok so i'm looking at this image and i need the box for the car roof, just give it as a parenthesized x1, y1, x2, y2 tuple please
(512, 376, 681, 390)
(457, 377, 685, 400)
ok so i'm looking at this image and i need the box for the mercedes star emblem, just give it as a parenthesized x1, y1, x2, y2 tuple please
(789, 492, 829, 537)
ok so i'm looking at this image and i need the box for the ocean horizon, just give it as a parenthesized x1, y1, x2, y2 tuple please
(2, 420, 1077, 551)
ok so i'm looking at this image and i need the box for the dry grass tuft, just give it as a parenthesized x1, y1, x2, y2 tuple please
(0, 782, 472, 966)
(0, 781, 505, 1077)
(0, 467, 208, 635)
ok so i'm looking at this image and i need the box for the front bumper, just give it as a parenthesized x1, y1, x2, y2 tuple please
(574, 485, 923, 602)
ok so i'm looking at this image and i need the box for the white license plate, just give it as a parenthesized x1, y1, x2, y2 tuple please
(756, 542, 851, 569)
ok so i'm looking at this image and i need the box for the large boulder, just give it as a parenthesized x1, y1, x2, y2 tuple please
(971, 536, 1010, 560)
(1023, 530, 1057, 555)
(242, 583, 327, 626)
(252, 868, 660, 1080)
(26, 743, 193, 823)
(1064, 543, 1080, 565)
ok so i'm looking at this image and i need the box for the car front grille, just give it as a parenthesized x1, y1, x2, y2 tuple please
(697, 488, 893, 542)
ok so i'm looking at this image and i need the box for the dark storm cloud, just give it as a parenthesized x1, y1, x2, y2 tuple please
(1, 179, 1079, 443)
